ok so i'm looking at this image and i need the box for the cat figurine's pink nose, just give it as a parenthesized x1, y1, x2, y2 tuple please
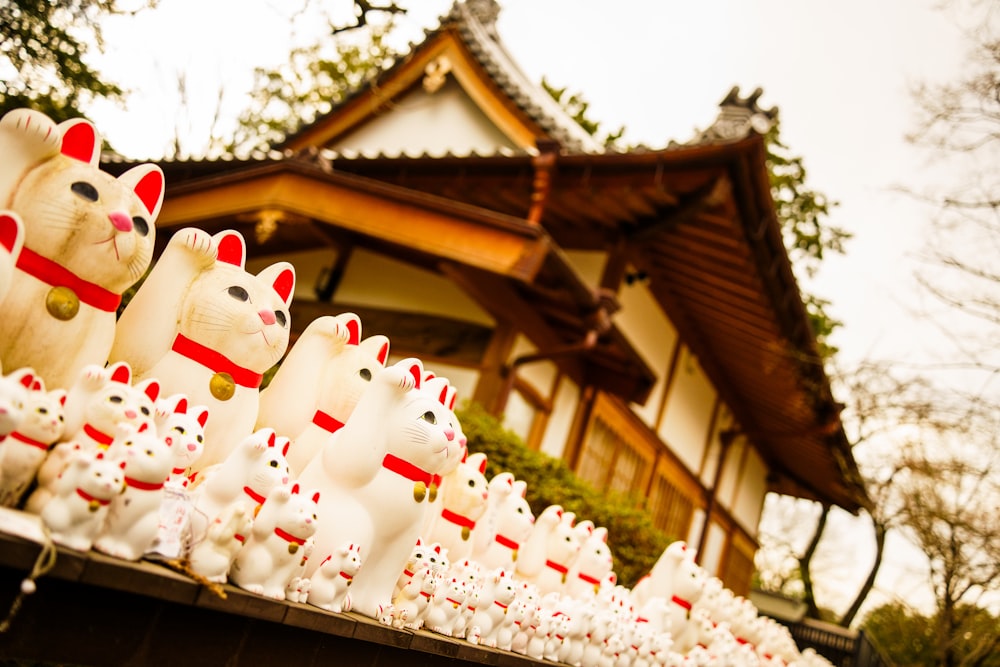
(259, 309, 276, 325)
(444, 427, 455, 441)
(108, 211, 133, 232)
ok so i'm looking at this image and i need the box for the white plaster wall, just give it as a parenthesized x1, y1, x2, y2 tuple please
(563, 249, 606, 286)
(506, 335, 557, 397)
(716, 437, 743, 512)
(700, 521, 728, 577)
(615, 277, 677, 426)
(334, 248, 494, 326)
(332, 78, 517, 157)
(730, 446, 767, 538)
(503, 389, 535, 445)
(538, 376, 579, 460)
(247, 247, 339, 305)
(658, 348, 716, 474)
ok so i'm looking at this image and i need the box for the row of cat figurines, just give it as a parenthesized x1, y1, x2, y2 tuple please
(0, 354, 617, 616)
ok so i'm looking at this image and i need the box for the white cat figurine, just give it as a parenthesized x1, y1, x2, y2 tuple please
(471, 474, 535, 570)
(566, 523, 616, 600)
(24, 361, 158, 514)
(154, 395, 209, 485)
(187, 503, 253, 584)
(92, 423, 174, 560)
(297, 358, 456, 618)
(230, 483, 321, 600)
(306, 542, 364, 613)
(187, 427, 291, 547)
(256, 312, 389, 474)
(0, 367, 34, 436)
(39, 449, 125, 551)
(422, 451, 488, 563)
(0, 371, 66, 507)
(515, 505, 582, 596)
(110, 227, 295, 471)
(0, 108, 164, 389)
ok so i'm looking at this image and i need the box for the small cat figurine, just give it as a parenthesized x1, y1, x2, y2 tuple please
(110, 227, 295, 471)
(297, 358, 456, 619)
(39, 449, 126, 551)
(24, 361, 159, 514)
(0, 212, 25, 338)
(93, 423, 175, 560)
(515, 505, 582, 596)
(187, 502, 253, 584)
(230, 483, 321, 600)
(422, 451, 489, 562)
(0, 108, 164, 389)
(153, 395, 209, 485)
(187, 428, 291, 548)
(306, 542, 364, 613)
(388, 563, 437, 630)
(0, 371, 66, 508)
(471, 473, 535, 570)
(0, 366, 32, 436)
(257, 313, 389, 475)
(566, 523, 616, 600)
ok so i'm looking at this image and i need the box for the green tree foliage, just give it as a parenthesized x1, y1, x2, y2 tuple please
(226, 24, 397, 155)
(763, 117, 850, 359)
(540, 77, 625, 148)
(457, 402, 671, 588)
(0, 0, 152, 121)
(862, 601, 1000, 667)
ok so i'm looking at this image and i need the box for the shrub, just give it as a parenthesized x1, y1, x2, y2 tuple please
(457, 402, 672, 588)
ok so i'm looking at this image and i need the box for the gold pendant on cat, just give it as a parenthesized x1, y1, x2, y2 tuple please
(413, 481, 427, 503)
(46, 286, 80, 321)
(87, 499, 100, 513)
(511, 550, 517, 562)
(427, 483, 438, 503)
(209, 372, 236, 401)
(287, 543, 299, 555)
(461, 526, 471, 541)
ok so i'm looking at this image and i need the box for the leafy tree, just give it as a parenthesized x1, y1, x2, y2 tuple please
(764, 117, 850, 359)
(862, 601, 1000, 667)
(540, 77, 625, 148)
(224, 23, 398, 156)
(0, 0, 154, 121)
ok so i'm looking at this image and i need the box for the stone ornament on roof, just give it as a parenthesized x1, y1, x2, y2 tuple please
(693, 86, 779, 144)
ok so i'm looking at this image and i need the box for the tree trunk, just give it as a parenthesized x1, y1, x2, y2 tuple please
(799, 502, 830, 620)
(839, 516, 886, 627)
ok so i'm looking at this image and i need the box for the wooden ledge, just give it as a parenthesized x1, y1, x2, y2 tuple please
(0, 525, 548, 667)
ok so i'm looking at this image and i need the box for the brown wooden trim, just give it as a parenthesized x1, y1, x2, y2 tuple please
(470, 321, 517, 415)
(696, 397, 723, 479)
(564, 383, 596, 472)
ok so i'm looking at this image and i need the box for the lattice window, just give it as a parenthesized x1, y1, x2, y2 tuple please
(721, 535, 756, 596)
(647, 473, 695, 540)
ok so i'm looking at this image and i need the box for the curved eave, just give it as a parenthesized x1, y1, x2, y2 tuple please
(154, 159, 551, 283)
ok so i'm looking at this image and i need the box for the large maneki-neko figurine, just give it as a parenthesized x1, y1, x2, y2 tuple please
(0, 108, 164, 389)
(297, 357, 457, 618)
(109, 227, 295, 471)
(256, 312, 389, 475)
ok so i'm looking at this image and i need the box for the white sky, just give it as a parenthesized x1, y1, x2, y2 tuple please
(87, 0, 984, 619)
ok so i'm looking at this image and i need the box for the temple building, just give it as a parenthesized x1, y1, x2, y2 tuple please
(122, 0, 869, 596)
